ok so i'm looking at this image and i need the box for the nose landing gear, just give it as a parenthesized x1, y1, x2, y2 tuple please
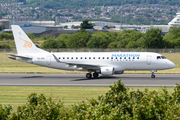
(151, 70, 157, 78)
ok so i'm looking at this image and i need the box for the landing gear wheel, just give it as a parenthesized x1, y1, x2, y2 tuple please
(151, 75, 155, 78)
(86, 73, 92, 79)
(151, 70, 157, 78)
(93, 73, 99, 78)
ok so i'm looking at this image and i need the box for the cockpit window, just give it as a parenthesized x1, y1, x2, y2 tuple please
(161, 56, 166, 59)
(157, 56, 166, 59)
(157, 56, 161, 59)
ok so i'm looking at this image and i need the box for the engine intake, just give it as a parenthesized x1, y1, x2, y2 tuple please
(101, 67, 114, 75)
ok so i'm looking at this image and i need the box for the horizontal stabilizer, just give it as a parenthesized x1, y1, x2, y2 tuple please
(7, 54, 32, 60)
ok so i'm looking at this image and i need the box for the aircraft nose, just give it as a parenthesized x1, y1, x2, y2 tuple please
(168, 61, 176, 68)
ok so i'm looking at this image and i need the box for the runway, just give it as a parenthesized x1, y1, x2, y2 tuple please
(0, 73, 179, 87)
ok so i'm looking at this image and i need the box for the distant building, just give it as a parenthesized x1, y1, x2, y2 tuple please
(20, 25, 62, 33)
(94, 26, 108, 30)
(55, 17, 68, 22)
(0, 19, 10, 29)
(11, 21, 55, 26)
(10, 21, 62, 33)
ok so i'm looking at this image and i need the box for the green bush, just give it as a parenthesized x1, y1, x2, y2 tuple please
(0, 32, 13, 40)
(1, 80, 180, 119)
(0, 105, 12, 120)
(41, 38, 58, 48)
(0, 44, 11, 49)
(10, 93, 65, 120)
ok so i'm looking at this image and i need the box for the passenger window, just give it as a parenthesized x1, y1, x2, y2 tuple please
(124, 57, 126, 59)
(98, 57, 100, 59)
(93, 57, 95, 59)
(137, 57, 139, 59)
(157, 56, 161, 59)
(67, 57, 69, 59)
(85, 57, 87, 59)
(133, 57, 135, 59)
(71, 57, 73, 59)
(81, 57, 82, 59)
(111, 57, 113, 59)
(63, 57, 65, 59)
(129, 57, 130, 59)
(120, 57, 122, 59)
(116, 57, 117, 59)
(76, 57, 78, 59)
(59, 57, 61, 59)
(89, 57, 91, 59)
(103, 57, 104, 59)
(107, 57, 109, 59)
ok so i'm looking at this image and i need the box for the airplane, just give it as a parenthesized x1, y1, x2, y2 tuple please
(8, 25, 176, 79)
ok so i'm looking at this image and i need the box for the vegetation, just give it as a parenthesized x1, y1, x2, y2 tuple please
(40, 28, 174, 49)
(0, 0, 179, 9)
(3, 25, 180, 49)
(164, 25, 180, 48)
(0, 86, 109, 111)
(1, 80, 180, 119)
(0, 25, 4, 31)
(80, 19, 94, 29)
(0, 44, 10, 49)
(0, 32, 13, 40)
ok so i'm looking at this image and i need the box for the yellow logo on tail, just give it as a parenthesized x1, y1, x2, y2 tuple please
(19, 38, 32, 48)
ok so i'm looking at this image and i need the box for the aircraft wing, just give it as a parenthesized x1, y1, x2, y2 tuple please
(7, 54, 32, 60)
(52, 54, 101, 69)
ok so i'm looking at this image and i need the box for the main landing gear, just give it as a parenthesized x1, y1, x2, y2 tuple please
(151, 70, 157, 78)
(86, 73, 99, 79)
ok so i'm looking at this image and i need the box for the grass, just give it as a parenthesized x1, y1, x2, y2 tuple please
(0, 86, 174, 111)
(0, 52, 180, 74)
(0, 52, 178, 113)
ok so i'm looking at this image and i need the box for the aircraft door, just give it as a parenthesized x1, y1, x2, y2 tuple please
(46, 56, 51, 65)
(146, 55, 151, 65)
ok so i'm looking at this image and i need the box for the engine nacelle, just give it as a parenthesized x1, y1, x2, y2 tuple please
(114, 71, 124, 74)
(101, 67, 114, 75)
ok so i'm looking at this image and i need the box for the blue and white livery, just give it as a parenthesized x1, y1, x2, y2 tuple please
(8, 25, 176, 79)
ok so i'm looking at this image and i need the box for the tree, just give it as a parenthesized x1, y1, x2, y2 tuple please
(163, 25, 180, 48)
(0, 25, 4, 31)
(64, 25, 68, 29)
(0, 44, 10, 49)
(80, 20, 93, 29)
(41, 38, 58, 48)
(140, 28, 164, 48)
(56, 34, 70, 48)
(66, 29, 91, 48)
(86, 31, 112, 48)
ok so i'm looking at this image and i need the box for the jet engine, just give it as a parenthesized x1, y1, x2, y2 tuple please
(100, 67, 114, 75)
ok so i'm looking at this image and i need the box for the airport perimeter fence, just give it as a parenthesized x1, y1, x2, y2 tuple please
(1, 48, 180, 53)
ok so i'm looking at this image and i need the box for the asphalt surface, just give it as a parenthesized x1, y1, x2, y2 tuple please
(0, 73, 179, 87)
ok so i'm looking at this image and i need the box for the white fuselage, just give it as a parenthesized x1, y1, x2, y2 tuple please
(17, 52, 175, 72)
(10, 25, 176, 78)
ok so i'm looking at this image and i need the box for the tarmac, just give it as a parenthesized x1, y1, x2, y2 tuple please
(0, 73, 179, 87)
